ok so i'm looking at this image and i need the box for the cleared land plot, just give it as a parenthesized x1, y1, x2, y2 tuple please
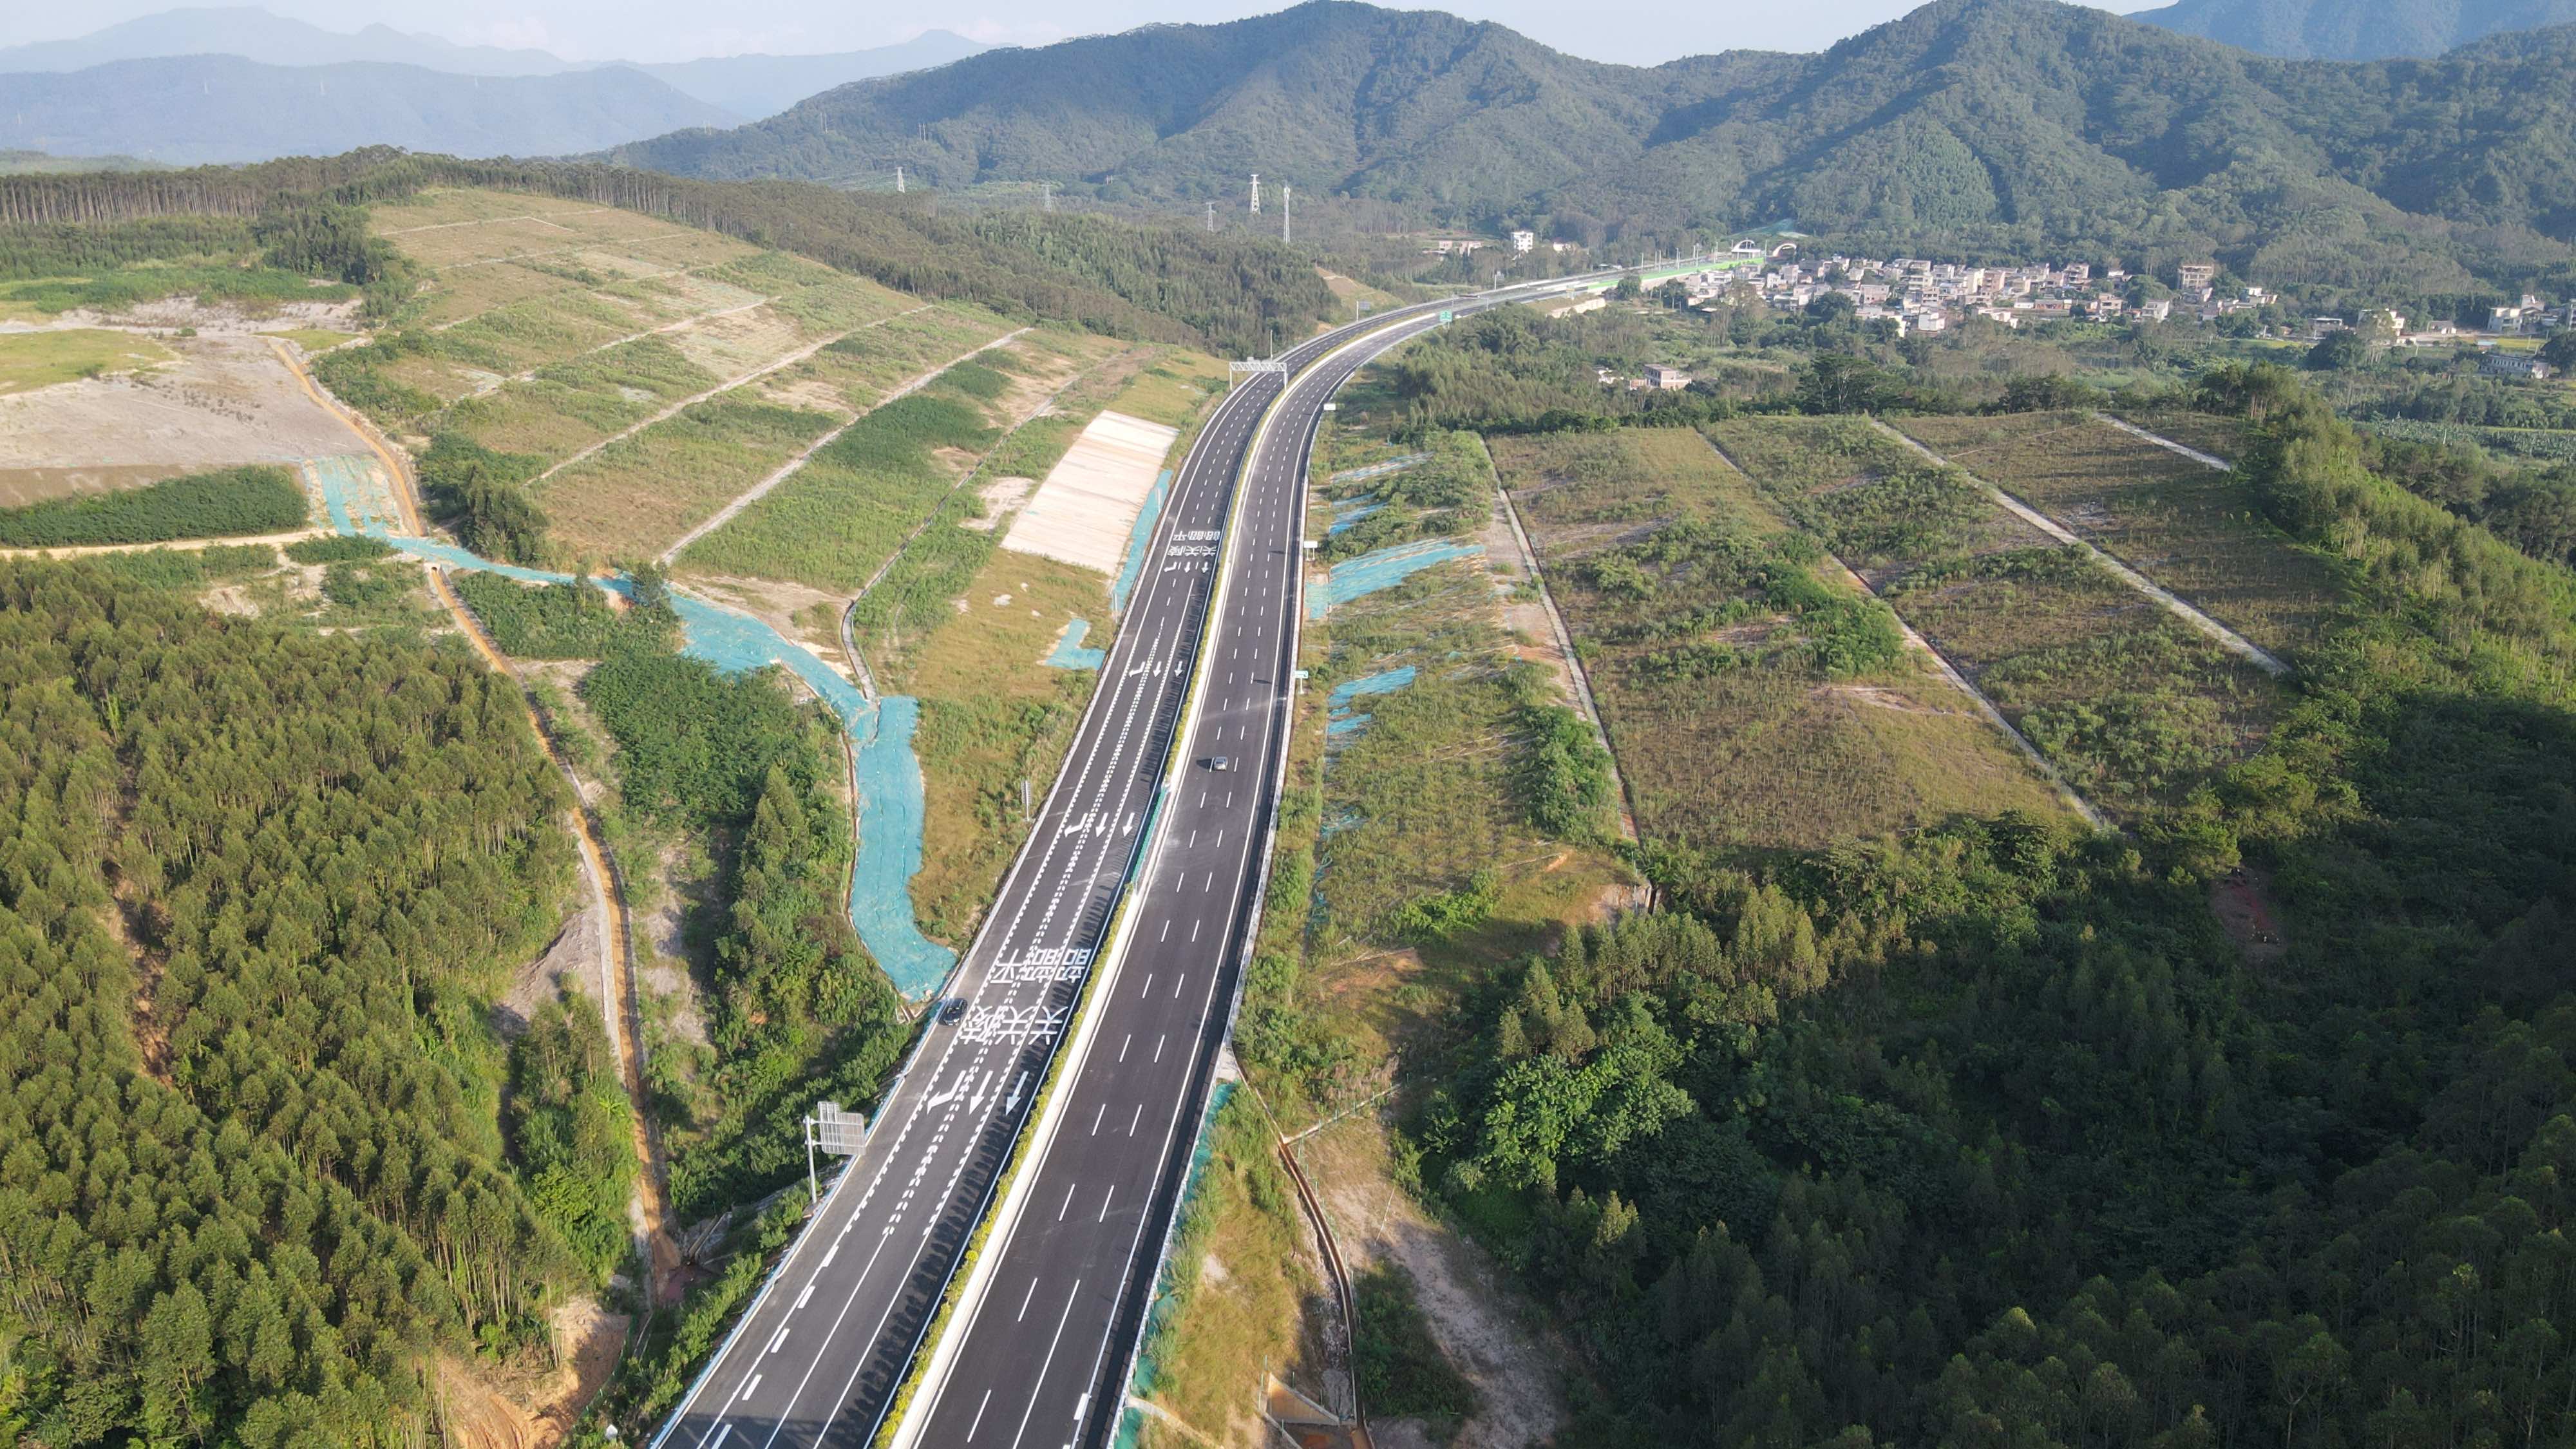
(2121, 410, 2255, 464)
(672, 326, 1092, 591)
(430, 336, 719, 460)
(0, 332, 367, 505)
(1495, 428, 2067, 853)
(1707, 415, 2286, 819)
(533, 396, 846, 559)
(1894, 412, 2341, 656)
(999, 410, 1180, 574)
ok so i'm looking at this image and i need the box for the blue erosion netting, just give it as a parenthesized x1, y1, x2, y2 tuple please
(1307, 538, 1483, 619)
(1041, 618, 1106, 670)
(317, 462, 958, 998)
(1328, 452, 1428, 484)
(1108, 468, 1174, 616)
(1111, 1080, 1236, 1449)
(1325, 664, 1417, 738)
(1326, 498, 1384, 536)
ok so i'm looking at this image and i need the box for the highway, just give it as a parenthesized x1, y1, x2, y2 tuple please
(649, 266, 1650, 1449)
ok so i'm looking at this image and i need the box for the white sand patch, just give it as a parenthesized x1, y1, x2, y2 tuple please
(964, 474, 1036, 531)
(999, 409, 1177, 575)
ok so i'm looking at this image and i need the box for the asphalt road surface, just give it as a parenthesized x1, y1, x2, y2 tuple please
(650, 270, 1624, 1449)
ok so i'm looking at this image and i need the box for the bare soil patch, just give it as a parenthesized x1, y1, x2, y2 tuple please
(0, 331, 360, 504)
(2212, 862, 2289, 964)
(1301, 1122, 1567, 1449)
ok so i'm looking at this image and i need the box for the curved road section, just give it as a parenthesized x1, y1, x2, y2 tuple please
(650, 272, 1631, 1449)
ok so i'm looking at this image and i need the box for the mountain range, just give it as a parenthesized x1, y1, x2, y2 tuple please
(605, 0, 2576, 294)
(0, 9, 986, 123)
(0, 55, 737, 165)
(2128, 0, 2576, 59)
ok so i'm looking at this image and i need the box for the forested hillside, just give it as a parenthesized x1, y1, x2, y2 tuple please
(0, 562, 621, 1444)
(2129, 0, 2576, 59)
(0, 149, 1336, 357)
(611, 0, 2576, 297)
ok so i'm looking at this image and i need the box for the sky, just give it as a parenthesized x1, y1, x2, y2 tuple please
(0, 0, 2165, 68)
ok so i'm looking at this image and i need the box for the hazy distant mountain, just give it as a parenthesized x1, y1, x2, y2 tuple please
(0, 10, 989, 120)
(0, 55, 737, 164)
(0, 6, 572, 76)
(2125, 0, 2576, 58)
(625, 35, 989, 119)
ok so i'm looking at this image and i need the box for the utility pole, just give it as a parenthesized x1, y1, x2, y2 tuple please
(1282, 184, 1291, 246)
(1249, 173, 1260, 217)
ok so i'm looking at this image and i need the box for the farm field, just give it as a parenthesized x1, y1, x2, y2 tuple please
(1707, 414, 2285, 820)
(1892, 411, 2342, 656)
(1494, 426, 2071, 854)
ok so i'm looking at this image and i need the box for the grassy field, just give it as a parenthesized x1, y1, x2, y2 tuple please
(0, 328, 172, 394)
(1893, 412, 2344, 656)
(1493, 426, 2070, 855)
(904, 551, 1106, 943)
(2119, 410, 2255, 463)
(1707, 415, 2286, 820)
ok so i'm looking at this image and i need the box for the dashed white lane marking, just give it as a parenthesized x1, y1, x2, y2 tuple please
(1154, 1034, 1167, 1063)
(1119, 1033, 1132, 1061)
(1098, 1185, 1116, 1222)
(1057, 1182, 1077, 1220)
(1017, 1277, 1041, 1321)
(1090, 1103, 1106, 1135)
(969, 1389, 994, 1441)
(736, 1374, 761, 1402)
(1128, 1103, 1143, 1135)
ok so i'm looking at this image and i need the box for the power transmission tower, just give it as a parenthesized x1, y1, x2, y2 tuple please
(895, 166, 906, 194)
(1205, 200, 1217, 232)
(1249, 173, 1261, 216)
(1042, 181, 1054, 213)
(1282, 184, 1291, 246)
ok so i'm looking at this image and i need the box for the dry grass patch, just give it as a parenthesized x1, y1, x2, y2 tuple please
(1714, 414, 2289, 820)
(1893, 412, 2343, 656)
(1492, 427, 2069, 853)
